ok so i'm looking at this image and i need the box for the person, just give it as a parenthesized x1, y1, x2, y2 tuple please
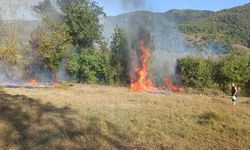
(231, 83, 238, 105)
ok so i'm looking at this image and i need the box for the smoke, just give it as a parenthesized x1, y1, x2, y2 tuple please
(0, 0, 58, 20)
(121, 0, 147, 9)
(0, 0, 41, 20)
(102, 9, 225, 86)
(0, 0, 68, 85)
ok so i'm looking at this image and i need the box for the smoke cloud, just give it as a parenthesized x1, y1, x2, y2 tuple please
(121, 0, 147, 9)
(102, 9, 224, 86)
(0, 0, 58, 20)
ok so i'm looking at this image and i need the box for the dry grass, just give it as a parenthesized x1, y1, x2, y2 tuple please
(0, 84, 250, 149)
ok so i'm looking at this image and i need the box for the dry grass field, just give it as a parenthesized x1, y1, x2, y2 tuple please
(0, 84, 249, 149)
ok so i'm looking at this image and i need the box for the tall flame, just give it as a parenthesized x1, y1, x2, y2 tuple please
(131, 40, 154, 91)
(130, 39, 184, 93)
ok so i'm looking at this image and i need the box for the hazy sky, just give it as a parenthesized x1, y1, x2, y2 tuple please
(96, 0, 250, 16)
(0, 0, 249, 19)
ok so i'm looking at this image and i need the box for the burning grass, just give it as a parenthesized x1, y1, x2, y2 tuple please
(0, 84, 250, 149)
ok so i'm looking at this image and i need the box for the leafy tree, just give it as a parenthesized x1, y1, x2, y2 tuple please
(58, 0, 105, 49)
(0, 31, 22, 80)
(64, 49, 81, 78)
(54, 0, 107, 83)
(30, 18, 71, 82)
(65, 41, 111, 83)
(75, 47, 111, 83)
(110, 27, 130, 84)
(216, 51, 250, 92)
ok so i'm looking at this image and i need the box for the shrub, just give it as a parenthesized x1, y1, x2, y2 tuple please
(216, 51, 250, 94)
(72, 48, 111, 84)
(176, 56, 218, 88)
(176, 51, 250, 96)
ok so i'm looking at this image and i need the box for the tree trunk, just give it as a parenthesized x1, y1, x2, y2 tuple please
(52, 71, 57, 83)
(4, 64, 13, 81)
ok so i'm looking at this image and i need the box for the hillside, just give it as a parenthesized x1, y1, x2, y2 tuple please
(102, 9, 213, 52)
(179, 3, 250, 50)
(103, 3, 250, 52)
(1, 3, 249, 53)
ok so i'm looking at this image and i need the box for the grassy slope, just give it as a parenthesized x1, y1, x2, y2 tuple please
(0, 85, 249, 149)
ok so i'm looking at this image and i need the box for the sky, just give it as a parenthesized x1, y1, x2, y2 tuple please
(0, 0, 249, 19)
(96, 0, 250, 16)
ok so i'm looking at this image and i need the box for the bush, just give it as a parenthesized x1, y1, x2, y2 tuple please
(73, 48, 111, 84)
(216, 51, 250, 93)
(176, 51, 250, 96)
(177, 56, 218, 88)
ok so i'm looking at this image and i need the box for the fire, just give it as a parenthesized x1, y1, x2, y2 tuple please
(130, 39, 184, 93)
(131, 40, 155, 91)
(29, 79, 38, 86)
(164, 77, 185, 93)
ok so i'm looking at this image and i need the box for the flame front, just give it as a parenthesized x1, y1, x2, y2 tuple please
(130, 39, 184, 93)
(131, 40, 155, 91)
(164, 77, 185, 93)
(29, 79, 38, 86)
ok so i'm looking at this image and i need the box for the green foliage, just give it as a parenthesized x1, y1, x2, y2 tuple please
(179, 4, 250, 49)
(0, 33, 21, 64)
(0, 31, 22, 79)
(76, 48, 111, 84)
(110, 27, 130, 84)
(177, 56, 218, 88)
(30, 18, 71, 82)
(65, 49, 80, 76)
(177, 51, 250, 95)
(216, 51, 250, 93)
(58, 0, 105, 48)
(53, 0, 110, 84)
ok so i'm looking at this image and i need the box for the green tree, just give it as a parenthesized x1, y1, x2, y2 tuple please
(0, 31, 22, 80)
(58, 0, 105, 49)
(75, 47, 111, 83)
(110, 27, 130, 84)
(30, 18, 71, 82)
(56, 0, 107, 82)
(216, 51, 250, 92)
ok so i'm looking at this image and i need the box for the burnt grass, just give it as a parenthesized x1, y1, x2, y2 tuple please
(0, 85, 250, 149)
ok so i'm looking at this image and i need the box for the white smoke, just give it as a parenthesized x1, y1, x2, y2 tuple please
(0, 0, 58, 20)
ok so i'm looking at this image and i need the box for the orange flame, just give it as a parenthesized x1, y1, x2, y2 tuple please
(130, 39, 184, 93)
(164, 77, 185, 93)
(29, 79, 38, 86)
(131, 40, 155, 91)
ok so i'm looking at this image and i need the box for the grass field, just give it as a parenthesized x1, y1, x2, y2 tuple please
(0, 84, 249, 149)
